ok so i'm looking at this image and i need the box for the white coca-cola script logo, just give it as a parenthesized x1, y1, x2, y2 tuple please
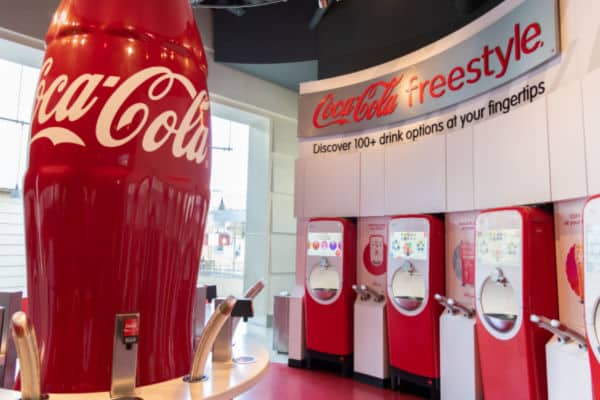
(31, 58, 210, 164)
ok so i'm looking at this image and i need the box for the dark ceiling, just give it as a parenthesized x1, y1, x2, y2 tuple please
(210, 0, 506, 90)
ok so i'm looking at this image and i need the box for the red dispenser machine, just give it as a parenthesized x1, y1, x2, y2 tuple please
(387, 215, 444, 399)
(305, 218, 356, 374)
(475, 207, 557, 400)
(583, 195, 600, 399)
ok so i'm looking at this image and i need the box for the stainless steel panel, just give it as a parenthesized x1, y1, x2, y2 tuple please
(110, 313, 139, 400)
(273, 294, 290, 354)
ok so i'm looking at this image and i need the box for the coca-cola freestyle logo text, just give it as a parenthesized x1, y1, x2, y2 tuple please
(313, 22, 544, 129)
(31, 58, 210, 164)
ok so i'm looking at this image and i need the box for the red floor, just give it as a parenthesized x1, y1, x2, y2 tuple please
(238, 363, 424, 400)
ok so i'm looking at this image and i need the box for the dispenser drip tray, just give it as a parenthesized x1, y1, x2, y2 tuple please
(312, 288, 338, 301)
(484, 313, 517, 332)
(394, 296, 424, 311)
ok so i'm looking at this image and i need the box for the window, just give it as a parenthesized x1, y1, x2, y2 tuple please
(199, 115, 250, 297)
(0, 58, 39, 193)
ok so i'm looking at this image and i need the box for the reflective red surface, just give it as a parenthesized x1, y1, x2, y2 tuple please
(23, 0, 210, 393)
(475, 207, 557, 400)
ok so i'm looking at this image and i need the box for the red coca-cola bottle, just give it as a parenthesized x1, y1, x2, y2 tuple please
(23, 0, 210, 393)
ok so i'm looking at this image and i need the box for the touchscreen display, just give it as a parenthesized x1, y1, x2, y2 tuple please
(586, 226, 600, 272)
(476, 229, 521, 266)
(307, 232, 343, 257)
(390, 231, 428, 260)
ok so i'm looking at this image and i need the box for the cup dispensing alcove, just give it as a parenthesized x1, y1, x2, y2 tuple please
(479, 268, 519, 334)
(308, 258, 341, 303)
(390, 259, 425, 312)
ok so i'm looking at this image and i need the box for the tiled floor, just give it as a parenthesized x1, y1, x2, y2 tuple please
(237, 363, 424, 400)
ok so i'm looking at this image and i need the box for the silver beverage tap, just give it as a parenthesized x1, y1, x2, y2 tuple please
(319, 257, 330, 269)
(434, 294, 456, 314)
(213, 297, 254, 362)
(188, 296, 237, 382)
(193, 284, 218, 350)
(434, 294, 474, 318)
(491, 267, 508, 286)
(11, 311, 42, 400)
(361, 285, 385, 303)
(530, 315, 588, 349)
(243, 280, 265, 301)
(110, 313, 140, 400)
(447, 298, 475, 318)
(231, 280, 265, 335)
(352, 285, 370, 301)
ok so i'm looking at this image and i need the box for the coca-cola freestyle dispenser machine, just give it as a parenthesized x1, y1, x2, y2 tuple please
(305, 218, 356, 375)
(387, 215, 444, 399)
(475, 207, 557, 400)
(583, 195, 600, 400)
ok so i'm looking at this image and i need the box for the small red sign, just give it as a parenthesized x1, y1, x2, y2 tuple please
(123, 318, 139, 337)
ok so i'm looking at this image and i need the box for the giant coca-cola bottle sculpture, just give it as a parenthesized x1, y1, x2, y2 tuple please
(23, 0, 210, 393)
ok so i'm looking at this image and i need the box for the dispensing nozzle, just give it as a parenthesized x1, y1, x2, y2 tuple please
(435, 294, 455, 314)
(447, 298, 475, 318)
(232, 280, 264, 332)
(530, 315, 587, 349)
(206, 285, 217, 303)
(11, 311, 42, 400)
(491, 267, 508, 285)
(319, 257, 330, 269)
(352, 285, 370, 301)
(434, 294, 474, 318)
(244, 280, 265, 301)
(361, 285, 385, 303)
(188, 296, 237, 382)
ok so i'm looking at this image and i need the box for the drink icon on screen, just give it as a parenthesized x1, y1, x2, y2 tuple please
(329, 241, 337, 251)
(321, 241, 328, 250)
(312, 241, 320, 250)
(403, 242, 412, 257)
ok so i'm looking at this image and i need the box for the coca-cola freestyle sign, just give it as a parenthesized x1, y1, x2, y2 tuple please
(298, 0, 559, 138)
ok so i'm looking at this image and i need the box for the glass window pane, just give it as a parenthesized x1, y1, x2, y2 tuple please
(18, 124, 31, 189)
(0, 120, 23, 189)
(18, 66, 40, 122)
(211, 116, 231, 150)
(0, 59, 22, 120)
(199, 115, 249, 296)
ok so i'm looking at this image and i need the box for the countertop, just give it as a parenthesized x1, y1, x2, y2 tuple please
(0, 337, 269, 400)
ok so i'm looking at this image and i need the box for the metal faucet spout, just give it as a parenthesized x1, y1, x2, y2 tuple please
(11, 312, 42, 400)
(189, 296, 237, 382)
(361, 285, 385, 303)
